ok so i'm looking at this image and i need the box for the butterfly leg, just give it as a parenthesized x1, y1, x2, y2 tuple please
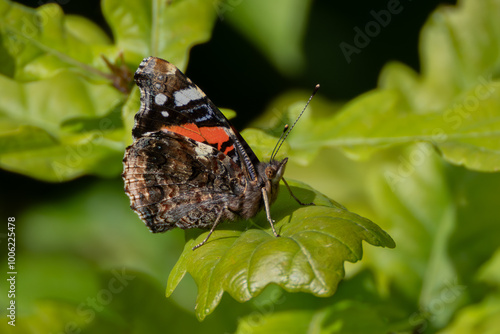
(192, 210, 224, 250)
(261, 188, 280, 237)
(282, 177, 315, 206)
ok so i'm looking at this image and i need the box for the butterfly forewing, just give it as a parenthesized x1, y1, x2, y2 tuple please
(132, 57, 259, 177)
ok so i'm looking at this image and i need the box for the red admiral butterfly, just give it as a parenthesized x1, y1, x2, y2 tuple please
(123, 57, 317, 250)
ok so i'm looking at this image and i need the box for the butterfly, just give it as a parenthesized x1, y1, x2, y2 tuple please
(123, 57, 317, 249)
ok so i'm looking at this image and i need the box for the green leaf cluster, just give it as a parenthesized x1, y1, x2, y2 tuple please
(167, 180, 394, 319)
(1, 0, 500, 333)
(0, 0, 217, 181)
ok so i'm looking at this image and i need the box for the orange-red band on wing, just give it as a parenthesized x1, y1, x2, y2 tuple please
(162, 123, 205, 142)
(161, 124, 234, 155)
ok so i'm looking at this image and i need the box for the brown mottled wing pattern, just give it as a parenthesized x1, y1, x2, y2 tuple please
(123, 131, 260, 232)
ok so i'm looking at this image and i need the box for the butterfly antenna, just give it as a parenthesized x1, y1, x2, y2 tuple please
(270, 124, 289, 159)
(271, 84, 320, 161)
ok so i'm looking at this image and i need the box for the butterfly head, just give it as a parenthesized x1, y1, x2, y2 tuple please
(259, 158, 288, 204)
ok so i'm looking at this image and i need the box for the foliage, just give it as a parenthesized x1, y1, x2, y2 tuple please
(167, 180, 394, 319)
(1, 0, 499, 333)
(0, 0, 216, 181)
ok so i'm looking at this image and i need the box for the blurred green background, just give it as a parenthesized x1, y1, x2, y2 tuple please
(3, 0, 500, 333)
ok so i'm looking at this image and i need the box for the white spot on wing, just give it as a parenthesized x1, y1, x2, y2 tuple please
(155, 93, 167, 105)
(165, 65, 177, 76)
(174, 86, 204, 107)
(161, 111, 169, 117)
(195, 114, 211, 122)
(194, 143, 214, 157)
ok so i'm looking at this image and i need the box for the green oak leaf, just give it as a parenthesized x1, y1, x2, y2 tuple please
(166, 180, 395, 320)
(102, 0, 218, 70)
(0, 68, 124, 181)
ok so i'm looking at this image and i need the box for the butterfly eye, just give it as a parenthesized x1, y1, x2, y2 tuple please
(265, 166, 277, 179)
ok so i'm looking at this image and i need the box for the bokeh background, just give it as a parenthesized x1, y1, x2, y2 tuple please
(4, 0, 500, 333)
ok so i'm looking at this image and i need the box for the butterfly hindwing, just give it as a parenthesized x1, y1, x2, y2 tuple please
(123, 131, 263, 231)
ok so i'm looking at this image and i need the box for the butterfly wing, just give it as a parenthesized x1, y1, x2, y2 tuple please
(133, 57, 259, 181)
(123, 131, 262, 232)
